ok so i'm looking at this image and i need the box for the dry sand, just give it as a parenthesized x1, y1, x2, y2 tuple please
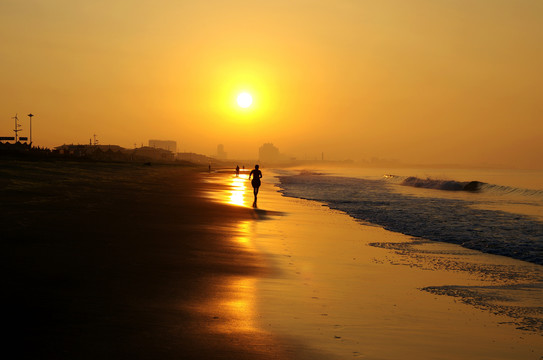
(3, 160, 542, 359)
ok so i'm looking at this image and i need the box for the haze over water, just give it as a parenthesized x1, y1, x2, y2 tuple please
(1, 0, 542, 168)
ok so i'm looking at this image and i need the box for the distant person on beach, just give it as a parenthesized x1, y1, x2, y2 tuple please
(235, 165, 240, 177)
(248, 165, 262, 207)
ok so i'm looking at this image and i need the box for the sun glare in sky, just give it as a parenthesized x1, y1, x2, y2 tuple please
(237, 92, 253, 108)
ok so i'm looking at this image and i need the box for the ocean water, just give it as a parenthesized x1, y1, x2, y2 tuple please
(276, 167, 543, 266)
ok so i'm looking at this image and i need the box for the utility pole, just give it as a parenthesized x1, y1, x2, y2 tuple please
(12, 114, 21, 142)
(27, 113, 34, 145)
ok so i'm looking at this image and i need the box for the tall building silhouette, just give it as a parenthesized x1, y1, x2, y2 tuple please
(259, 143, 282, 162)
(149, 140, 177, 153)
(216, 144, 227, 159)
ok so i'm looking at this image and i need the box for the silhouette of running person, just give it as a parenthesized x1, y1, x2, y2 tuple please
(248, 164, 262, 207)
(235, 165, 240, 177)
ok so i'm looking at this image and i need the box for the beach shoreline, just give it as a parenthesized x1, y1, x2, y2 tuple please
(224, 169, 542, 359)
(3, 159, 542, 359)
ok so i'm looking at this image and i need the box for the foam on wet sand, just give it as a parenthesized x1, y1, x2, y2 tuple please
(210, 168, 542, 359)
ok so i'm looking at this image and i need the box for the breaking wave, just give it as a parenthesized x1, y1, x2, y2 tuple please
(278, 173, 543, 265)
(384, 175, 543, 198)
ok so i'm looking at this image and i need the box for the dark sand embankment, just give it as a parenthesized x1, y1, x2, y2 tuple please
(1, 160, 291, 359)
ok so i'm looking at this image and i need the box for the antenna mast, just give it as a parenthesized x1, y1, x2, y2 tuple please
(12, 114, 21, 142)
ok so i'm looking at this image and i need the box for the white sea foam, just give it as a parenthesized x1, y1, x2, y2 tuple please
(277, 171, 543, 265)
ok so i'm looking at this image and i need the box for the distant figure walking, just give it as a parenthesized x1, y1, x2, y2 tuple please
(248, 165, 262, 207)
(235, 165, 240, 177)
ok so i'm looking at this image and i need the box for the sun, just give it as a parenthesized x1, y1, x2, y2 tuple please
(237, 92, 253, 108)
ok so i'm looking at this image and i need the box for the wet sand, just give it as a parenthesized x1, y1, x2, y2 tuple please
(3, 160, 542, 359)
(208, 169, 542, 359)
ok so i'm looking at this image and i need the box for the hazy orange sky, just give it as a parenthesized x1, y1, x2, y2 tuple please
(1, 0, 541, 168)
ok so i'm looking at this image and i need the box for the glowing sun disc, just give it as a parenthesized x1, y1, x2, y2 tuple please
(237, 92, 253, 108)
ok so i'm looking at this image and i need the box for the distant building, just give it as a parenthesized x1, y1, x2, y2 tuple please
(177, 152, 213, 164)
(55, 144, 125, 155)
(54, 144, 129, 161)
(133, 146, 175, 161)
(216, 144, 227, 159)
(55, 144, 179, 162)
(149, 139, 177, 154)
(259, 143, 284, 163)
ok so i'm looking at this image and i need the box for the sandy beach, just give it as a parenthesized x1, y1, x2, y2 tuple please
(3, 159, 542, 359)
(206, 168, 542, 359)
(2, 160, 302, 359)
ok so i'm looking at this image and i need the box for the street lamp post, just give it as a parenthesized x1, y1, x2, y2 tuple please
(27, 113, 34, 145)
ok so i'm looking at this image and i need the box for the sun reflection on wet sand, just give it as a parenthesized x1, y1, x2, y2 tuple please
(190, 218, 263, 339)
(217, 221, 258, 334)
(234, 221, 251, 245)
(228, 176, 248, 206)
(202, 173, 252, 207)
(189, 173, 290, 353)
(215, 277, 259, 334)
